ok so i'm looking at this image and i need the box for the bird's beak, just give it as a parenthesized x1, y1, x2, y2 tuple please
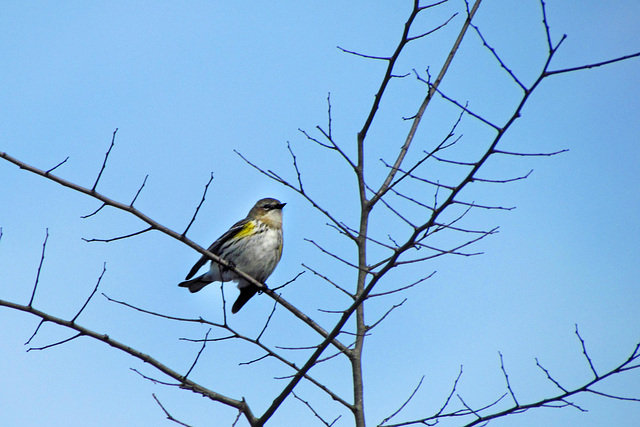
(276, 202, 286, 209)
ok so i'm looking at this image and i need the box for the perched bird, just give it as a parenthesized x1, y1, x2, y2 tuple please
(179, 198, 285, 313)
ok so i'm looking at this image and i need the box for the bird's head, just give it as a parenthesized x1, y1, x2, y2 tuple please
(249, 198, 286, 227)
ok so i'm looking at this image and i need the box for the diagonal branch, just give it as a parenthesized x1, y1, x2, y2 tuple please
(369, 0, 483, 208)
(152, 394, 193, 427)
(182, 172, 214, 236)
(235, 149, 357, 243)
(499, 351, 519, 407)
(0, 150, 347, 353)
(104, 293, 353, 410)
(29, 228, 49, 307)
(0, 298, 257, 424)
(380, 376, 425, 426)
(71, 263, 107, 323)
(92, 128, 118, 192)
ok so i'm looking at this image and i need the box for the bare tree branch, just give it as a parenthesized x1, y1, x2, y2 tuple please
(0, 150, 347, 354)
(368, 272, 435, 298)
(82, 227, 153, 243)
(184, 329, 211, 379)
(104, 293, 354, 410)
(0, 297, 258, 423)
(293, 391, 342, 427)
(535, 357, 568, 393)
(92, 128, 118, 192)
(152, 393, 193, 427)
(470, 21, 526, 91)
(81, 203, 107, 219)
(302, 263, 354, 299)
(336, 46, 390, 60)
(493, 148, 568, 157)
(182, 172, 214, 236)
(29, 228, 49, 307)
(366, 299, 406, 332)
(27, 332, 83, 352)
(369, 0, 483, 209)
(381, 332, 640, 427)
(499, 351, 519, 407)
(46, 156, 69, 174)
(473, 169, 533, 184)
(71, 263, 107, 323)
(256, 299, 278, 342)
(546, 51, 640, 76)
(575, 324, 598, 379)
(380, 375, 425, 426)
(130, 174, 149, 207)
(235, 149, 357, 243)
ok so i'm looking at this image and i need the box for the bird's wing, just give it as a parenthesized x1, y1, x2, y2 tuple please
(184, 218, 249, 280)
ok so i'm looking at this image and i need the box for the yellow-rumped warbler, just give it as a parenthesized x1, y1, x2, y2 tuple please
(179, 198, 285, 313)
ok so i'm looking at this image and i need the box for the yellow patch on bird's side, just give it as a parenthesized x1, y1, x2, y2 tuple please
(234, 221, 256, 239)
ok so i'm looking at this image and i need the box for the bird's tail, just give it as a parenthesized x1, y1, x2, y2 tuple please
(232, 285, 259, 314)
(178, 276, 211, 293)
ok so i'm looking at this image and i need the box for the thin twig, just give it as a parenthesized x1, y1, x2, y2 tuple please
(302, 263, 354, 299)
(575, 324, 598, 379)
(368, 272, 435, 298)
(470, 22, 526, 91)
(257, 299, 278, 342)
(336, 46, 390, 60)
(82, 227, 153, 243)
(286, 141, 304, 192)
(473, 170, 533, 184)
(152, 394, 193, 427)
(25, 319, 45, 346)
(293, 391, 341, 427)
(499, 351, 519, 407)
(46, 157, 69, 174)
(535, 358, 568, 393)
(81, 203, 107, 219)
(183, 172, 214, 236)
(270, 271, 305, 292)
(71, 263, 107, 323)
(367, 299, 407, 332)
(369, 0, 483, 208)
(92, 128, 118, 192)
(27, 333, 82, 352)
(29, 229, 49, 307)
(380, 375, 425, 425)
(184, 329, 211, 379)
(304, 238, 363, 271)
(406, 13, 457, 42)
(493, 148, 568, 157)
(130, 174, 149, 206)
(545, 51, 640, 76)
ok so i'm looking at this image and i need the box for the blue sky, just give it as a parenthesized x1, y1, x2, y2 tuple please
(1, 1, 639, 426)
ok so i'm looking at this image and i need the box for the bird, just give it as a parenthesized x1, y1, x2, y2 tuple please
(178, 197, 285, 313)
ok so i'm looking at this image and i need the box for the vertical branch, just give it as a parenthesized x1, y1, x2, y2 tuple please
(540, 0, 554, 53)
(92, 128, 118, 192)
(575, 324, 599, 379)
(351, 3, 483, 427)
(29, 228, 49, 307)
